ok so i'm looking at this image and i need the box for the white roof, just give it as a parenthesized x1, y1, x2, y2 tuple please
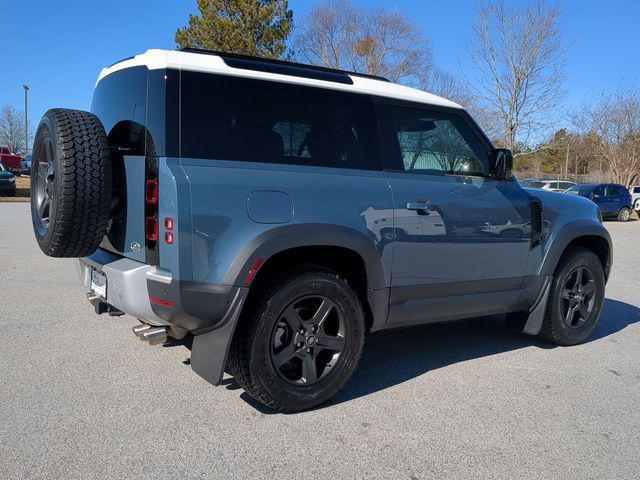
(97, 49, 462, 109)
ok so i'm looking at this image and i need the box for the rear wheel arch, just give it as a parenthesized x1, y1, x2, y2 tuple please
(225, 224, 387, 290)
(226, 224, 389, 332)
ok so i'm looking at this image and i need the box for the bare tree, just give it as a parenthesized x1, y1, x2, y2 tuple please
(422, 69, 501, 142)
(465, 0, 567, 150)
(0, 105, 31, 154)
(572, 90, 640, 188)
(294, 0, 432, 85)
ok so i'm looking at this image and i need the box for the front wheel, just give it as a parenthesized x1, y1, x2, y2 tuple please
(227, 268, 365, 412)
(539, 247, 605, 346)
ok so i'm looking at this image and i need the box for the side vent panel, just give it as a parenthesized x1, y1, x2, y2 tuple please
(530, 198, 543, 248)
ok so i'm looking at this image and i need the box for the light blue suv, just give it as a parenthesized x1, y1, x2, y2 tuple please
(30, 49, 611, 412)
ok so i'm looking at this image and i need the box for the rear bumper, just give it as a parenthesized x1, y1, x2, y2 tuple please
(78, 249, 169, 326)
(78, 248, 249, 386)
(78, 248, 247, 335)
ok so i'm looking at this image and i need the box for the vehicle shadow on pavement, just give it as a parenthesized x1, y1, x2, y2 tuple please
(164, 298, 639, 412)
(328, 297, 640, 408)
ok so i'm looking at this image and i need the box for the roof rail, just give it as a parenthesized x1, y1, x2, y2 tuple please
(179, 47, 390, 84)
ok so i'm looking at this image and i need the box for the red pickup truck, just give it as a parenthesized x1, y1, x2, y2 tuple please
(0, 146, 22, 175)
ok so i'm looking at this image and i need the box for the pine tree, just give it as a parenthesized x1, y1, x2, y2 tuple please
(176, 0, 293, 59)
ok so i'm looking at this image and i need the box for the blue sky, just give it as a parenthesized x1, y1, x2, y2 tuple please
(2, 0, 639, 143)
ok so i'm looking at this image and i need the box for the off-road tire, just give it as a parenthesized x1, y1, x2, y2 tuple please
(30, 109, 112, 257)
(538, 247, 605, 346)
(227, 267, 366, 412)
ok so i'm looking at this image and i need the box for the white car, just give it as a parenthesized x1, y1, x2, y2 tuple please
(631, 185, 640, 211)
(522, 178, 576, 192)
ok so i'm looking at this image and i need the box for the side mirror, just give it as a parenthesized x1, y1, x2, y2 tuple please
(490, 149, 513, 180)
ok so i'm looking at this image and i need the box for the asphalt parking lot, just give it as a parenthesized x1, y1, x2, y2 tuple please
(1, 202, 639, 479)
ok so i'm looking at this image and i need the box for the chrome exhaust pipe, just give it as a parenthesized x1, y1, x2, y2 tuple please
(86, 292, 100, 307)
(132, 324, 153, 339)
(142, 327, 167, 346)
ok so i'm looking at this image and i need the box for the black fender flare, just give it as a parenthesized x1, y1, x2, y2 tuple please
(539, 219, 612, 280)
(223, 223, 387, 290)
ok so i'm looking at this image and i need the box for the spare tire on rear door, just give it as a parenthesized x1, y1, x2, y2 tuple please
(31, 108, 112, 257)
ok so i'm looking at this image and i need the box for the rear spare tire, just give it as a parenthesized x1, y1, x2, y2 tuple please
(31, 108, 112, 257)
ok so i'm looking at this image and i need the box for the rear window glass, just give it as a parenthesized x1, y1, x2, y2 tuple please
(180, 72, 381, 170)
(91, 66, 147, 144)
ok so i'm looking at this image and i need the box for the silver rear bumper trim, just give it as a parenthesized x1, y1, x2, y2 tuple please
(78, 256, 169, 327)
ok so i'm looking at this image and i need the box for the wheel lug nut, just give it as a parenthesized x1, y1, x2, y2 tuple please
(306, 348, 310, 353)
(299, 329, 305, 335)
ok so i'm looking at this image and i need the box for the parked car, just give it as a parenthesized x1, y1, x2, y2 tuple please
(0, 146, 22, 175)
(564, 183, 633, 221)
(30, 49, 611, 412)
(630, 185, 640, 211)
(0, 162, 16, 196)
(521, 178, 576, 192)
(20, 155, 32, 175)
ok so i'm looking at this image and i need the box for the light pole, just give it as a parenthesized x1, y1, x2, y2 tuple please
(22, 85, 29, 155)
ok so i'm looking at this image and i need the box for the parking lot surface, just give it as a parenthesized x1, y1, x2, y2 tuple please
(1, 202, 639, 479)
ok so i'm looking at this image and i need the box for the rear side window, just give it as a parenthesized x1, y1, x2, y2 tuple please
(633, 186, 640, 193)
(180, 72, 381, 170)
(606, 185, 622, 196)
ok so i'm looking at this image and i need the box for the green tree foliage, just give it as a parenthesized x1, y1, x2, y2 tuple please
(176, 0, 293, 59)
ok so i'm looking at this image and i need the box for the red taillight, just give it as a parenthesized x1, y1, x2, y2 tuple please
(164, 217, 174, 230)
(145, 216, 158, 241)
(164, 232, 174, 244)
(145, 179, 158, 205)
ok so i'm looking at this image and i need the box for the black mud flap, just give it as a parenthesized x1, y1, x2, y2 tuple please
(522, 276, 552, 335)
(190, 288, 249, 385)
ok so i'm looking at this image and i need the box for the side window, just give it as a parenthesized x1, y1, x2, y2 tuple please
(180, 72, 380, 170)
(272, 122, 312, 159)
(389, 106, 488, 176)
(592, 186, 605, 197)
(606, 185, 621, 196)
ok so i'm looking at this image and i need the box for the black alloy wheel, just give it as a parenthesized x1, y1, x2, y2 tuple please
(539, 247, 605, 345)
(270, 295, 346, 386)
(33, 137, 56, 235)
(227, 268, 365, 412)
(560, 266, 596, 329)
